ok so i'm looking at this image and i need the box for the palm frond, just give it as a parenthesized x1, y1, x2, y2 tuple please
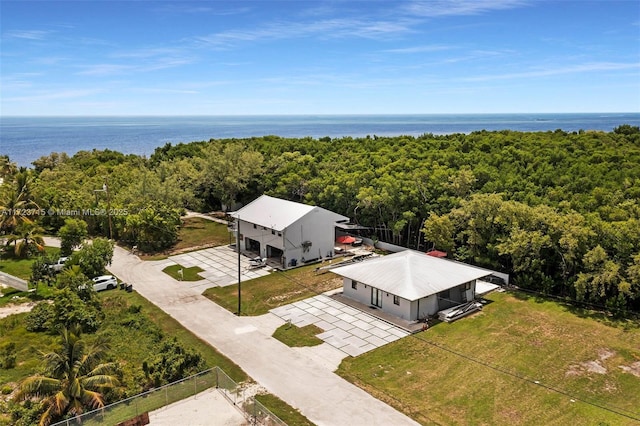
(16, 376, 60, 400)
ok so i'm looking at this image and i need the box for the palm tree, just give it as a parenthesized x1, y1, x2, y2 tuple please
(0, 187, 38, 234)
(6, 222, 45, 257)
(16, 325, 119, 426)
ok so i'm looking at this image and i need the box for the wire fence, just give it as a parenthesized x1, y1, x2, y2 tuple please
(51, 366, 286, 426)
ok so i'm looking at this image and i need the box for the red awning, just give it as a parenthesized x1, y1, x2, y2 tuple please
(336, 235, 357, 244)
(426, 250, 447, 258)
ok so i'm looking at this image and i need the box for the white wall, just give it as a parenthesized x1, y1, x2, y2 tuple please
(237, 219, 284, 258)
(342, 278, 412, 320)
(284, 207, 340, 268)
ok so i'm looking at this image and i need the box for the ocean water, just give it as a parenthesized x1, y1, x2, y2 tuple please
(1, 113, 638, 167)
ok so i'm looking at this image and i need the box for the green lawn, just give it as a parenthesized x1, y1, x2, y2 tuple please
(253, 393, 315, 426)
(162, 264, 204, 281)
(272, 323, 324, 347)
(141, 217, 232, 260)
(203, 265, 342, 315)
(337, 291, 640, 426)
(0, 246, 60, 280)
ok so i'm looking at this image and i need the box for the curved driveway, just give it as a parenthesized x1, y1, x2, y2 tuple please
(107, 246, 419, 426)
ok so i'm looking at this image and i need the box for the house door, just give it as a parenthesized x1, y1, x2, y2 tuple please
(371, 288, 382, 308)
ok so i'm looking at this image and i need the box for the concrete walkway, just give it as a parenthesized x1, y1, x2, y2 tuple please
(271, 295, 409, 357)
(107, 245, 419, 426)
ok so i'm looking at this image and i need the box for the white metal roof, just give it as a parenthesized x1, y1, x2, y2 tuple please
(230, 195, 348, 231)
(332, 250, 494, 301)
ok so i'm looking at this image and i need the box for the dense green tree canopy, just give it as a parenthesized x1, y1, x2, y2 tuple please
(12, 126, 640, 311)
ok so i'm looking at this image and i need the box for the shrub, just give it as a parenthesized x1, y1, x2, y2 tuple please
(142, 338, 204, 389)
(0, 342, 16, 369)
(25, 302, 54, 332)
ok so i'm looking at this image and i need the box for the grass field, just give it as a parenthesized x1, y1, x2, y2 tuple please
(141, 217, 231, 260)
(253, 393, 315, 426)
(203, 265, 342, 315)
(162, 264, 204, 281)
(337, 291, 640, 426)
(272, 323, 324, 347)
(0, 246, 60, 280)
(0, 288, 312, 426)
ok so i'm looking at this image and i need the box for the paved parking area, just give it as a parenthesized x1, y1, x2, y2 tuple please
(156, 246, 271, 292)
(271, 294, 409, 357)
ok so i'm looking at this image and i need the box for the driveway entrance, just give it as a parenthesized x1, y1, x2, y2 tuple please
(157, 246, 271, 293)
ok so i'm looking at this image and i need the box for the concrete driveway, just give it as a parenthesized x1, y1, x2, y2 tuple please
(157, 245, 271, 293)
(271, 294, 409, 357)
(107, 245, 419, 426)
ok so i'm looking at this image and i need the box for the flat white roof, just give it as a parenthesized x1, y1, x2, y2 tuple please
(332, 250, 494, 301)
(230, 194, 348, 231)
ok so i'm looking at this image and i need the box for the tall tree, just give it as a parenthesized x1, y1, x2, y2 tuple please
(58, 218, 88, 256)
(200, 142, 263, 210)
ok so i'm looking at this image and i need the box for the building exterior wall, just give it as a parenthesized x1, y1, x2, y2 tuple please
(343, 279, 477, 321)
(236, 206, 343, 269)
(410, 295, 439, 320)
(236, 219, 284, 259)
(342, 278, 413, 320)
(282, 207, 340, 268)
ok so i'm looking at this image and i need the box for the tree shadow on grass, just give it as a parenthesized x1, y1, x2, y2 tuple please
(509, 288, 640, 331)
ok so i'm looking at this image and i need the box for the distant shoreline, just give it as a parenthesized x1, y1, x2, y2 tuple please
(2, 113, 639, 167)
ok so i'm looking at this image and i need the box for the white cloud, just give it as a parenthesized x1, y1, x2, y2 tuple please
(4, 29, 54, 40)
(406, 0, 529, 17)
(462, 61, 640, 82)
(193, 16, 417, 48)
(384, 45, 457, 54)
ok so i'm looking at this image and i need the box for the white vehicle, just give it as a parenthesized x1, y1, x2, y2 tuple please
(248, 257, 267, 268)
(92, 275, 117, 291)
(49, 257, 69, 272)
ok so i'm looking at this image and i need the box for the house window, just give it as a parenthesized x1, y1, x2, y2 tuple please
(253, 224, 257, 229)
(271, 230, 275, 235)
(393, 295, 400, 305)
(352, 280, 358, 290)
(278, 232, 282, 236)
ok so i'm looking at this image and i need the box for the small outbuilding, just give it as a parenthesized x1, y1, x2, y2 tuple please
(332, 250, 499, 321)
(230, 195, 349, 269)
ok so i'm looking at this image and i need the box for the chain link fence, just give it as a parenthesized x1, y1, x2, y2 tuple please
(51, 366, 285, 426)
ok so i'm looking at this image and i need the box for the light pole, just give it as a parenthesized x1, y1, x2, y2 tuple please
(236, 216, 241, 316)
(94, 177, 113, 240)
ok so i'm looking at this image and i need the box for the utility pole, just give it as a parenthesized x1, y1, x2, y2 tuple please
(94, 177, 113, 240)
(237, 217, 241, 316)
(105, 177, 113, 240)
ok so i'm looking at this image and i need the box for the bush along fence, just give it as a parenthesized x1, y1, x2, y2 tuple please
(50, 366, 286, 426)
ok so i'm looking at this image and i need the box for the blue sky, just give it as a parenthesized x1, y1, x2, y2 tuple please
(1, 0, 639, 115)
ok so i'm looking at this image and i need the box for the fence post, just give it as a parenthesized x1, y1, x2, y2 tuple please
(253, 396, 257, 425)
(194, 373, 197, 398)
(165, 385, 168, 406)
(215, 366, 219, 388)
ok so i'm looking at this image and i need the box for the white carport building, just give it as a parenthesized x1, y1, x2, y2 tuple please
(230, 195, 349, 269)
(332, 250, 499, 321)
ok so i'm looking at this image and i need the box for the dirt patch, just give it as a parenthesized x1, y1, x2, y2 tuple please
(618, 361, 640, 378)
(566, 348, 615, 376)
(582, 360, 607, 374)
(598, 348, 615, 360)
(0, 302, 37, 319)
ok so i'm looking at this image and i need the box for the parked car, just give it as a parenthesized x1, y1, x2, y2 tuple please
(92, 275, 117, 291)
(48, 257, 69, 273)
